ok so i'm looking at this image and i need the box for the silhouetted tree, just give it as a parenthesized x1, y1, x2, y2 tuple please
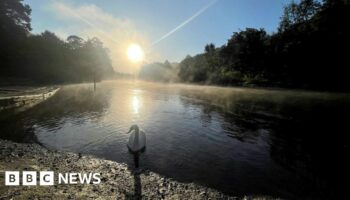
(177, 0, 349, 91)
(204, 43, 215, 54)
(279, 0, 321, 32)
(0, 0, 114, 85)
(0, 0, 31, 36)
(67, 35, 84, 49)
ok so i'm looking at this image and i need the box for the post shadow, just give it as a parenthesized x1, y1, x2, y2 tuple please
(124, 152, 142, 200)
(133, 153, 142, 199)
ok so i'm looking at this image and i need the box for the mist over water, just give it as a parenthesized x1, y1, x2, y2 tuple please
(1, 80, 349, 199)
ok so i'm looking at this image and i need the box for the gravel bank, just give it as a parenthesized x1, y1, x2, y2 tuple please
(0, 140, 249, 200)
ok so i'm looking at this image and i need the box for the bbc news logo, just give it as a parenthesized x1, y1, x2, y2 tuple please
(5, 171, 101, 186)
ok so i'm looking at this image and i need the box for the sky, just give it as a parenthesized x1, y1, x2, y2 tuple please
(23, 0, 292, 73)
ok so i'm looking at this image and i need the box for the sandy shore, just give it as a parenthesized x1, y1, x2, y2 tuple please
(0, 140, 249, 200)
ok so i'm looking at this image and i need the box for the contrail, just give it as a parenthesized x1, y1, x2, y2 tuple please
(151, 0, 219, 46)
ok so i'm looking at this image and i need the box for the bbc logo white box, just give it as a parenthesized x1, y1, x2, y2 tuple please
(23, 171, 37, 186)
(5, 171, 20, 186)
(40, 171, 54, 185)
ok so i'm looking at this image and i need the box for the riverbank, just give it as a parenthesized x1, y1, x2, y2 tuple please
(0, 86, 60, 112)
(0, 139, 283, 199)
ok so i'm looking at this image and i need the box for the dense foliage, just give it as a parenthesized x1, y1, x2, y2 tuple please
(175, 0, 350, 91)
(0, 0, 114, 84)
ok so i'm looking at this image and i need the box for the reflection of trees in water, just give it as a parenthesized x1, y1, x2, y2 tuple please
(179, 94, 271, 143)
(29, 86, 111, 128)
(268, 103, 350, 198)
(0, 85, 111, 142)
(0, 109, 38, 142)
(180, 89, 350, 198)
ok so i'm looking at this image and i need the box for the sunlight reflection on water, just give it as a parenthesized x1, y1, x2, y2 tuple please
(132, 96, 139, 114)
(2, 80, 349, 199)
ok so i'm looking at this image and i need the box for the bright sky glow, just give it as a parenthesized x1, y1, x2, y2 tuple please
(24, 0, 291, 73)
(127, 44, 144, 63)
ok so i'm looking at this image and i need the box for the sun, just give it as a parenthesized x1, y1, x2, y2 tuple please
(127, 43, 144, 63)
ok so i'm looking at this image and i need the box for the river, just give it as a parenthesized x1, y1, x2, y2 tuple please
(0, 80, 349, 199)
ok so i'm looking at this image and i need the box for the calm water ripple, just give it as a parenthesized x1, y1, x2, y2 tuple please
(1, 80, 349, 199)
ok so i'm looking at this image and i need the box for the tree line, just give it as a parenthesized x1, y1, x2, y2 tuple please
(141, 0, 349, 91)
(179, 0, 350, 91)
(1, 0, 349, 91)
(0, 0, 114, 85)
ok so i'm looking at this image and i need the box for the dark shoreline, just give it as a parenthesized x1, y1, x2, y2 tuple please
(0, 139, 283, 199)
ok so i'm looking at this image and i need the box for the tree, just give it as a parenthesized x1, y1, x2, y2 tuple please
(67, 35, 84, 49)
(272, 0, 350, 90)
(0, 0, 32, 77)
(222, 28, 269, 76)
(204, 43, 215, 54)
(279, 0, 321, 32)
(0, 0, 31, 36)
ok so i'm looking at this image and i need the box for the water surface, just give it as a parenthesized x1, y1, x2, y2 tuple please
(1, 80, 349, 199)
